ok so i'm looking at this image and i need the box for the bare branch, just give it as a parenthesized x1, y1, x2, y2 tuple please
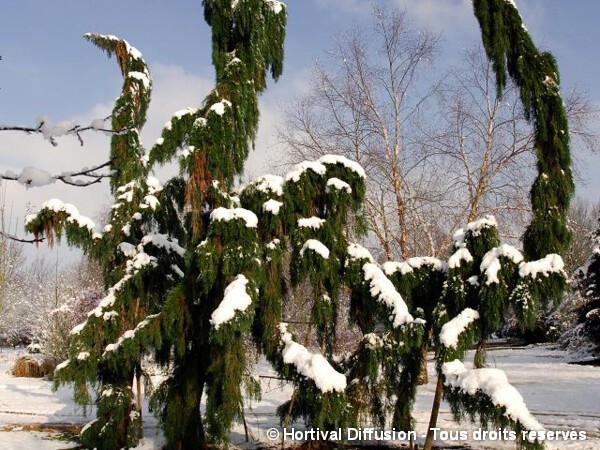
(0, 230, 44, 244)
(0, 116, 133, 147)
(2, 161, 112, 187)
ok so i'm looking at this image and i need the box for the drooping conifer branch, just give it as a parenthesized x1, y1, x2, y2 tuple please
(473, 0, 574, 264)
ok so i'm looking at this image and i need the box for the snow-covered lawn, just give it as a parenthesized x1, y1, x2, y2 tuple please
(0, 345, 597, 449)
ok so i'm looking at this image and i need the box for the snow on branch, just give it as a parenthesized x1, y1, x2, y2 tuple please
(252, 174, 284, 196)
(518, 254, 565, 279)
(210, 275, 254, 329)
(297, 217, 325, 229)
(103, 314, 160, 355)
(25, 198, 98, 241)
(383, 257, 447, 276)
(263, 199, 283, 215)
(300, 239, 330, 259)
(284, 161, 327, 182)
(326, 177, 352, 193)
(0, 115, 133, 147)
(346, 243, 374, 263)
(443, 359, 544, 432)
(210, 207, 258, 228)
(439, 308, 479, 349)
(279, 323, 346, 393)
(480, 244, 524, 284)
(318, 154, 366, 178)
(2, 161, 112, 188)
(448, 248, 474, 269)
(362, 262, 414, 327)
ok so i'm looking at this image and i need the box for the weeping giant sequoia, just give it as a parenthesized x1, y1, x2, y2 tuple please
(24, 1, 572, 449)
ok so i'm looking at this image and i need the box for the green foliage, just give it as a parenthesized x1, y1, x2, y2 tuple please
(473, 0, 574, 264)
(444, 387, 544, 450)
(571, 216, 600, 352)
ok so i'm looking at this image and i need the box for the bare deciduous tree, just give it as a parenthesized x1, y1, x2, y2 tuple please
(280, 7, 600, 263)
(279, 5, 442, 260)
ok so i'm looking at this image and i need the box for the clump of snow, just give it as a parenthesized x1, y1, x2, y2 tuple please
(439, 308, 479, 349)
(284, 161, 327, 182)
(298, 217, 325, 229)
(448, 248, 473, 269)
(128, 71, 151, 90)
(466, 215, 498, 236)
(443, 359, 544, 432)
(210, 275, 253, 329)
(17, 166, 54, 187)
(210, 207, 258, 228)
(480, 245, 524, 284)
(27, 198, 96, 231)
(300, 239, 330, 259)
(140, 233, 185, 256)
(363, 332, 384, 349)
(267, 238, 281, 250)
(146, 175, 163, 194)
(36, 115, 76, 140)
(252, 174, 284, 196)
(171, 264, 184, 278)
(265, 0, 285, 14)
(118, 242, 137, 257)
(519, 254, 565, 279)
(319, 154, 366, 178)
(164, 107, 198, 130)
(140, 195, 160, 210)
(209, 99, 232, 116)
(263, 199, 283, 215)
(326, 177, 352, 194)
(55, 359, 70, 372)
(383, 257, 447, 276)
(279, 323, 346, 393)
(177, 146, 196, 159)
(362, 263, 414, 327)
(346, 243, 374, 262)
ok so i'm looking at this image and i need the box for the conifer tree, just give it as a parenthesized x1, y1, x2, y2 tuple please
(266, 160, 424, 434)
(26, 33, 165, 450)
(26, 0, 289, 447)
(572, 216, 600, 355)
(385, 216, 564, 450)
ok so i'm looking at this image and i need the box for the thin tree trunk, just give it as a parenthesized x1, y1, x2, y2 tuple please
(136, 367, 143, 425)
(417, 330, 431, 385)
(423, 375, 444, 450)
(474, 339, 487, 368)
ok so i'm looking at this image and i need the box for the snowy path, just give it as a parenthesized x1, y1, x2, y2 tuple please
(0, 345, 598, 449)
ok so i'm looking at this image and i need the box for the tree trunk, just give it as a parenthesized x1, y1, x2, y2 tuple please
(136, 367, 143, 430)
(474, 339, 487, 368)
(417, 331, 431, 385)
(423, 375, 444, 450)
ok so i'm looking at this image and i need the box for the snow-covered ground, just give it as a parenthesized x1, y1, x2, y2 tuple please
(0, 345, 597, 449)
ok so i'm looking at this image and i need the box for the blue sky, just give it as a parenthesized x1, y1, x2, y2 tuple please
(1, 0, 599, 262)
